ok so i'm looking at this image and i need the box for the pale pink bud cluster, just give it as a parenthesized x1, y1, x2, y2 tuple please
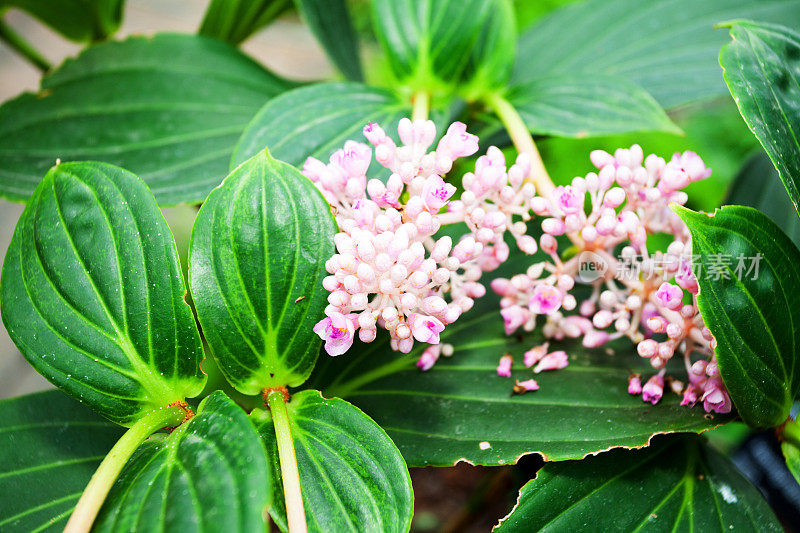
(309, 119, 532, 358)
(493, 146, 727, 414)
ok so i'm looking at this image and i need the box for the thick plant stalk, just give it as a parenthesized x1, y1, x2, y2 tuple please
(411, 90, 430, 122)
(63, 405, 187, 533)
(267, 389, 308, 533)
(486, 92, 554, 199)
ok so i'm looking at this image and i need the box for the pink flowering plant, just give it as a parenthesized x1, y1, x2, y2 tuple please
(0, 1, 799, 531)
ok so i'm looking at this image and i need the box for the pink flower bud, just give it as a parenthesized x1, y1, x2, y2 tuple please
(642, 374, 664, 404)
(542, 218, 566, 236)
(534, 350, 569, 373)
(680, 387, 698, 407)
(417, 345, 440, 371)
(603, 187, 626, 208)
(628, 374, 643, 395)
(590, 150, 615, 168)
(497, 354, 513, 377)
(583, 329, 610, 348)
(363, 122, 387, 145)
(524, 343, 549, 368)
(513, 378, 539, 393)
(500, 305, 529, 335)
(438, 121, 479, 157)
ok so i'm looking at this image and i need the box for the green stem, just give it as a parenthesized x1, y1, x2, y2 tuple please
(267, 390, 307, 533)
(63, 405, 186, 533)
(782, 419, 800, 449)
(411, 90, 430, 122)
(486, 92, 554, 199)
(0, 19, 51, 72)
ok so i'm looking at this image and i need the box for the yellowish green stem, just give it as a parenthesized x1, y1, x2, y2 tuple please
(782, 419, 800, 449)
(267, 390, 307, 533)
(64, 405, 187, 533)
(411, 90, 430, 122)
(486, 92, 554, 199)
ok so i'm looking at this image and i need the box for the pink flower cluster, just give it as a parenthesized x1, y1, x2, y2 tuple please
(491, 145, 730, 413)
(307, 119, 533, 357)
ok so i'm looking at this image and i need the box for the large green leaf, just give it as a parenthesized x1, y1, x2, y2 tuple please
(508, 75, 682, 138)
(676, 205, 800, 427)
(198, 0, 290, 44)
(308, 300, 728, 466)
(460, 0, 516, 97)
(94, 391, 271, 532)
(514, 0, 800, 109)
(720, 21, 800, 218)
(0, 161, 206, 425)
(725, 151, 800, 248)
(0, 33, 292, 205)
(495, 435, 781, 532)
(190, 150, 336, 393)
(251, 390, 413, 533)
(0, 0, 123, 42)
(0, 390, 123, 532)
(371, 0, 494, 87)
(232, 82, 409, 170)
(296, 0, 363, 81)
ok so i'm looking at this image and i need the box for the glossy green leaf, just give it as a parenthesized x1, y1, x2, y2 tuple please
(198, 0, 290, 44)
(232, 82, 409, 171)
(0, 390, 123, 532)
(251, 390, 413, 533)
(495, 435, 781, 532)
(725, 151, 800, 248)
(296, 0, 363, 81)
(720, 21, 800, 218)
(0, 34, 292, 205)
(190, 150, 336, 393)
(676, 205, 800, 427)
(372, 0, 494, 87)
(460, 0, 516, 97)
(514, 0, 800, 109)
(0, 161, 206, 425)
(94, 391, 271, 532)
(0, 0, 123, 42)
(508, 75, 682, 138)
(308, 300, 728, 467)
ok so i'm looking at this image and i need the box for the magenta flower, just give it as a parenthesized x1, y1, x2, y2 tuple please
(529, 285, 563, 315)
(523, 343, 549, 368)
(313, 312, 356, 356)
(409, 313, 445, 344)
(552, 185, 585, 215)
(628, 374, 643, 395)
(514, 378, 539, 392)
(496, 354, 513, 377)
(655, 282, 683, 311)
(421, 175, 456, 213)
(500, 305, 529, 335)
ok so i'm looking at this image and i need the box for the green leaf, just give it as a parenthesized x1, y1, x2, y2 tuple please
(495, 435, 781, 532)
(0, 0, 124, 42)
(232, 82, 409, 171)
(460, 0, 516, 97)
(720, 20, 800, 219)
(0, 33, 293, 205)
(507, 75, 682, 138)
(198, 0, 290, 45)
(371, 0, 494, 88)
(296, 0, 363, 81)
(0, 161, 206, 425)
(308, 300, 728, 466)
(725, 151, 800, 248)
(675, 205, 800, 427)
(0, 390, 123, 532)
(251, 390, 413, 533)
(190, 150, 336, 393)
(94, 391, 271, 532)
(514, 0, 800, 109)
